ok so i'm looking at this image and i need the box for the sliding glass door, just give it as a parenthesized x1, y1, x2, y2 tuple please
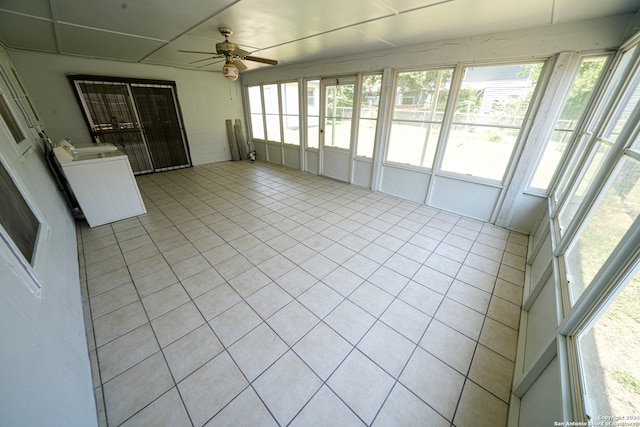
(72, 77, 191, 174)
(130, 84, 190, 171)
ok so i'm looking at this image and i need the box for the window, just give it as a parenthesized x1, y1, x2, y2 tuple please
(553, 45, 639, 209)
(576, 264, 640, 420)
(0, 93, 25, 144)
(248, 85, 264, 140)
(557, 52, 640, 234)
(0, 153, 46, 294)
(529, 56, 608, 191)
(356, 74, 382, 158)
(386, 69, 453, 167)
(441, 63, 543, 181)
(281, 82, 300, 145)
(306, 80, 320, 149)
(324, 82, 354, 149)
(564, 155, 640, 305)
(263, 84, 281, 142)
(0, 158, 39, 266)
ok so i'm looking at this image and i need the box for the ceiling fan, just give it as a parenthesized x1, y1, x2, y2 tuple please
(179, 28, 278, 81)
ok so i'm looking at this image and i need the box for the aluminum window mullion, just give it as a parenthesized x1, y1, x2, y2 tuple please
(550, 130, 598, 219)
(260, 85, 268, 145)
(559, 213, 640, 337)
(554, 100, 640, 256)
(429, 64, 464, 178)
(550, 50, 636, 213)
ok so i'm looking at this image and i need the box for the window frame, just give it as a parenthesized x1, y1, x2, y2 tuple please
(0, 75, 33, 155)
(551, 44, 640, 218)
(438, 60, 546, 184)
(247, 81, 302, 147)
(383, 66, 455, 171)
(526, 53, 612, 194)
(354, 73, 383, 159)
(280, 80, 301, 147)
(548, 34, 640, 423)
(0, 150, 50, 295)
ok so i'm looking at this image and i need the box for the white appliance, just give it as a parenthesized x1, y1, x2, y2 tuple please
(54, 145, 146, 227)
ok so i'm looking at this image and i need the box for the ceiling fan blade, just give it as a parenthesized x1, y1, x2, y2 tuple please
(244, 55, 278, 66)
(234, 47, 251, 57)
(233, 59, 248, 71)
(178, 49, 217, 55)
(189, 56, 218, 65)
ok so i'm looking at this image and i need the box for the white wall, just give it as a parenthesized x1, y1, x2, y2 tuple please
(0, 46, 97, 426)
(8, 50, 246, 165)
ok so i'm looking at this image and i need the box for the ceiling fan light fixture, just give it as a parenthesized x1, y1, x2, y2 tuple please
(222, 61, 239, 81)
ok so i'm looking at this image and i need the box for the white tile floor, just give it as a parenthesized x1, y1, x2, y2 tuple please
(78, 161, 527, 427)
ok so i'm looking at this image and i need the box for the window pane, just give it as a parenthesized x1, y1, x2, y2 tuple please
(265, 114, 281, 142)
(558, 139, 613, 234)
(263, 84, 280, 142)
(281, 82, 300, 145)
(283, 115, 299, 145)
(554, 133, 591, 205)
(324, 118, 351, 149)
(324, 83, 354, 149)
(281, 82, 299, 115)
(386, 69, 453, 168)
(306, 80, 320, 149)
(248, 86, 262, 113)
(441, 124, 521, 181)
(356, 118, 376, 157)
(250, 114, 264, 140)
(600, 51, 640, 144)
(360, 74, 381, 118)
(356, 74, 381, 158)
(442, 63, 543, 181)
(0, 160, 39, 264)
(577, 265, 640, 419)
(590, 44, 637, 127)
(530, 129, 574, 190)
(307, 115, 319, 149)
(565, 156, 640, 304)
(530, 57, 607, 190)
(387, 122, 441, 167)
(0, 94, 25, 143)
(263, 84, 279, 114)
(248, 86, 264, 139)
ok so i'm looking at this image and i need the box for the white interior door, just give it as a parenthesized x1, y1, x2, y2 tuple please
(320, 79, 355, 182)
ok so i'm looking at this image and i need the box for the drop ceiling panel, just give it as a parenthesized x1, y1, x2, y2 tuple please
(246, 27, 398, 66)
(356, 0, 553, 47)
(143, 35, 219, 68)
(379, 0, 457, 13)
(57, 24, 166, 61)
(190, 0, 397, 50)
(554, 0, 640, 22)
(0, 12, 57, 52)
(0, 0, 51, 17)
(54, 0, 236, 41)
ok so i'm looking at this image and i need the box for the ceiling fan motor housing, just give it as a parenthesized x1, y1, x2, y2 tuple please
(216, 41, 238, 56)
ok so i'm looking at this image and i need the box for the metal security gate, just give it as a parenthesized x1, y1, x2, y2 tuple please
(71, 76, 191, 174)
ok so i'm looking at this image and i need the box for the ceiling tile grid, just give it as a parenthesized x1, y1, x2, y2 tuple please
(0, 0, 638, 73)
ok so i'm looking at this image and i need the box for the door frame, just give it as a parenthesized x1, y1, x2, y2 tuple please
(319, 76, 357, 182)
